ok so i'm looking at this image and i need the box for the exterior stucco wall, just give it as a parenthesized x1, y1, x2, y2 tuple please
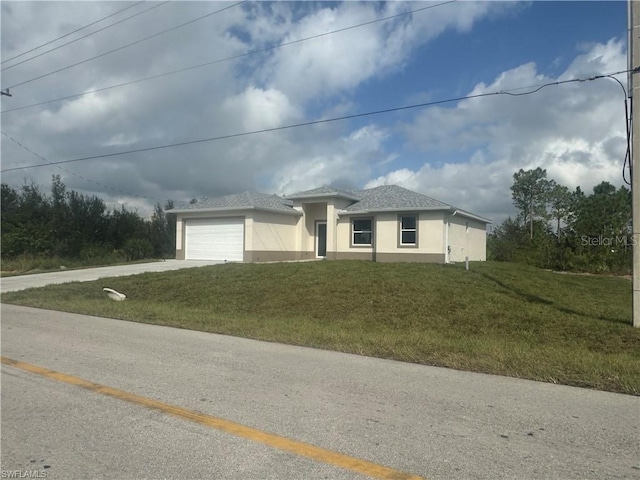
(336, 211, 446, 261)
(175, 217, 185, 259)
(336, 215, 372, 254)
(291, 198, 355, 257)
(300, 202, 326, 254)
(246, 211, 298, 252)
(376, 211, 445, 254)
(447, 215, 487, 262)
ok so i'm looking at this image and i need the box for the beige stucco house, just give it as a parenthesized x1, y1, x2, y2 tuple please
(167, 185, 490, 263)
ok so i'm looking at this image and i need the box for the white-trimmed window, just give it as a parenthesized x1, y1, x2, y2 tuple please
(352, 218, 373, 246)
(399, 215, 417, 246)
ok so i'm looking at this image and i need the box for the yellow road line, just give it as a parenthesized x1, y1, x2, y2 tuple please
(1, 356, 425, 480)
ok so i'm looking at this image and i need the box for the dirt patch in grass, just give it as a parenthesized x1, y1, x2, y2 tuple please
(548, 270, 633, 281)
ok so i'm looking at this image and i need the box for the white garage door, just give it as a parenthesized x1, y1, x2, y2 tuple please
(185, 218, 244, 261)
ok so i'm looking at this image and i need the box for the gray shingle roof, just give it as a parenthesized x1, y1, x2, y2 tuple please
(168, 191, 297, 214)
(169, 185, 490, 222)
(286, 185, 360, 200)
(342, 185, 451, 212)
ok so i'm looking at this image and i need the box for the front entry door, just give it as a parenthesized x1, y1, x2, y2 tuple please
(316, 222, 327, 258)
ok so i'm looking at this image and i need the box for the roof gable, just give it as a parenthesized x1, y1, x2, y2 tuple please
(285, 185, 361, 201)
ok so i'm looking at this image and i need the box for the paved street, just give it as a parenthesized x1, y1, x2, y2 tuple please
(1, 304, 639, 479)
(0, 260, 222, 293)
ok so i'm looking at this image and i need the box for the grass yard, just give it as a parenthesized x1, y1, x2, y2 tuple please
(2, 260, 638, 395)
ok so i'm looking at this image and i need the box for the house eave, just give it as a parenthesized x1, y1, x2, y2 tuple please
(337, 206, 450, 217)
(336, 206, 491, 223)
(167, 206, 302, 216)
(450, 209, 492, 224)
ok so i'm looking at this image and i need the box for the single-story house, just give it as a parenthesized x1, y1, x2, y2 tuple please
(166, 185, 491, 263)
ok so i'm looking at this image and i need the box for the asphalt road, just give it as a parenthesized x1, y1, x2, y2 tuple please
(1, 304, 639, 480)
(0, 260, 222, 293)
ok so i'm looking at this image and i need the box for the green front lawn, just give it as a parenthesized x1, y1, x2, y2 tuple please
(3, 261, 638, 394)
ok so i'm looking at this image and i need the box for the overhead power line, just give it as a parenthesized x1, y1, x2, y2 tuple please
(3, 1, 246, 91)
(599, 75, 632, 186)
(1, 1, 455, 114)
(1, 1, 145, 65)
(0, 131, 166, 202)
(1, 68, 629, 174)
(2, 2, 169, 72)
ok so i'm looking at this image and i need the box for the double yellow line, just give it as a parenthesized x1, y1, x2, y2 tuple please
(1, 356, 425, 480)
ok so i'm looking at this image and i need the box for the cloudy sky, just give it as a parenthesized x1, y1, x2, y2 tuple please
(0, 1, 629, 222)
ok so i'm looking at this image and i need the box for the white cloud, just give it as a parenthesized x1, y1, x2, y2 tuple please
(101, 133, 141, 148)
(36, 90, 128, 133)
(375, 38, 627, 222)
(269, 124, 393, 195)
(222, 86, 301, 131)
(258, 1, 516, 104)
(0, 1, 625, 227)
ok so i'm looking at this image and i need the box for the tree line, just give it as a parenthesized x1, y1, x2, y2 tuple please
(1, 176, 176, 263)
(2, 171, 632, 274)
(489, 167, 633, 273)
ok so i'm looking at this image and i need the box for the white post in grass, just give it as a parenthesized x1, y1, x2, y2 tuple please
(465, 256, 469, 271)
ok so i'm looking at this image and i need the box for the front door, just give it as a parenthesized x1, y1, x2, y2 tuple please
(316, 222, 327, 258)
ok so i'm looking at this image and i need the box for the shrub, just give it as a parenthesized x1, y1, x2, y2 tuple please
(122, 238, 154, 261)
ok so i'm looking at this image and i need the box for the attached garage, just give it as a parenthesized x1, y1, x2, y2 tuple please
(184, 217, 244, 261)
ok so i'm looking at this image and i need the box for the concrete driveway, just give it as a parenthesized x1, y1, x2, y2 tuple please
(0, 260, 222, 293)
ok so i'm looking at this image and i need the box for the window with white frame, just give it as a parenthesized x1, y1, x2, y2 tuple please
(352, 218, 373, 246)
(399, 215, 417, 246)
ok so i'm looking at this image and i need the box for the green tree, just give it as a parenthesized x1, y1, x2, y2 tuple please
(487, 217, 527, 262)
(106, 206, 148, 250)
(1, 183, 24, 257)
(547, 182, 572, 241)
(66, 190, 108, 254)
(165, 199, 176, 257)
(16, 181, 52, 255)
(148, 201, 176, 257)
(1, 177, 163, 264)
(569, 182, 631, 272)
(511, 168, 553, 239)
(49, 175, 70, 256)
(571, 182, 631, 238)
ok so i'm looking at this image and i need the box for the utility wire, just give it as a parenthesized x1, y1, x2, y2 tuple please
(1, 69, 630, 174)
(594, 75, 633, 187)
(2, 2, 169, 72)
(3, 1, 246, 91)
(1, 1, 454, 114)
(1, 1, 145, 65)
(0, 131, 166, 202)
